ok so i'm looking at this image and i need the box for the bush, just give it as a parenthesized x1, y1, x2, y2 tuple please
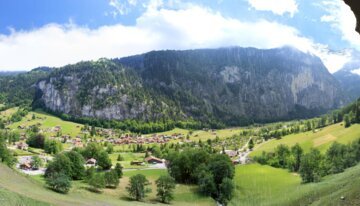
(46, 172, 72, 194)
(104, 170, 119, 188)
(88, 173, 106, 193)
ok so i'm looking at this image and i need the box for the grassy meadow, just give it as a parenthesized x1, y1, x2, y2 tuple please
(232, 163, 360, 206)
(251, 123, 360, 157)
(0, 163, 214, 206)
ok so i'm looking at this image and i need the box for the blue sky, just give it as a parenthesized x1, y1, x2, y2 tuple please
(0, 0, 358, 72)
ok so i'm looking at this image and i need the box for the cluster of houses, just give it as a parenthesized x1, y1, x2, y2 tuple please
(106, 133, 184, 145)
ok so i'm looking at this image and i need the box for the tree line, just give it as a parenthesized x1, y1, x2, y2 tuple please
(255, 138, 360, 183)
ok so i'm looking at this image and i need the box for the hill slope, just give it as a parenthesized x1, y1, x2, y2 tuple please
(251, 123, 360, 157)
(35, 47, 345, 126)
(232, 163, 360, 206)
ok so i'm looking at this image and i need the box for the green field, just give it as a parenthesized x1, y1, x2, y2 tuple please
(9, 110, 84, 137)
(0, 163, 214, 206)
(232, 163, 360, 206)
(0, 107, 17, 119)
(148, 127, 244, 141)
(251, 123, 360, 157)
(109, 152, 149, 169)
(0, 188, 49, 206)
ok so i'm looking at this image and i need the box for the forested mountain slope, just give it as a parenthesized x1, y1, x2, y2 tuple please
(33, 47, 345, 126)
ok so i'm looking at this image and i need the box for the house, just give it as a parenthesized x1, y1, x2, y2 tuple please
(232, 159, 240, 165)
(18, 125, 26, 129)
(20, 162, 32, 170)
(224, 150, 238, 158)
(145, 156, 164, 164)
(86, 158, 97, 167)
(17, 142, 28, 150)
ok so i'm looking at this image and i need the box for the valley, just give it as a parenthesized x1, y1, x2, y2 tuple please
(0, 99, 359, 205)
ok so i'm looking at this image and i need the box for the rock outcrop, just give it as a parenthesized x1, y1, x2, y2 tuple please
(35, 47, 346, 125)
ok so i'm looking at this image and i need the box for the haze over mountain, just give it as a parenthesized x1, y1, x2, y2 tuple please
(334, 49, 360, 101)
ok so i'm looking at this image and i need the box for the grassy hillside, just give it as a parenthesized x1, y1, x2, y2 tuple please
(232, 163, 360, 206)
(9, 110, 83, 137)
(251, 123, 360, 157)
(0, 188, 49, 206)
(0, 164, 213, 206)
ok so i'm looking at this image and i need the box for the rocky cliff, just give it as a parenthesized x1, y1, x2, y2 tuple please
(334, 50, 360, 101)
(35, 47, 345, 125)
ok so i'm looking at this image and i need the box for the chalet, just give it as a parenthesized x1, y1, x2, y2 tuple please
(86, 158, 97, 167)
(17, 142, 28, 150)
(20, 162, 32, 170)
(18, 125, 26, 129)
(232, 159, 240, 165)
(224, 150, 238, 158)
(145, 156, 164, 164)
(53, 126, 62, 132)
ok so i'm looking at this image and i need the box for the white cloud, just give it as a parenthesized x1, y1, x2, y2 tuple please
(248, 0, 298, 17)
(321, 0, 360, 49)
(108, 0, 140, 16)
(0, 4, 348, 72)
(351, 68, 360, 76)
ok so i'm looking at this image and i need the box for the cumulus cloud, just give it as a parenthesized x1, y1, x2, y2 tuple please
(321, 0, 360, 48)
(0, 4, 348, 72)
(351, 68, 360, 76)
(248, 0, 298, 17)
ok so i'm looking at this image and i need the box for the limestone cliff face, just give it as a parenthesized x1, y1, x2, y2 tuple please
(35, 60, 175, 121)
(36, 47, 345, 125)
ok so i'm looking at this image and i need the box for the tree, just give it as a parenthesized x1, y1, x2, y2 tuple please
(104, 170, 120, 188)
(97, 151, 112, 170)
(31, 155, 43, 170)
(85, 166, 96, 181)
(326, 142, 347, 174)
(126, 174, 151, 201)
(207, 154, 235, 186)
(65, 151, 86, 180)
(117, 154, 124, 161)
(90, 126, 96, 137)
(0, 136, 15, 167)
(289, 144, 303, 172)
(44, 139, 63, 154)
(274, 144, 290, 168)
(198, 172, 216, 196)
(88, 173, 106, 192)
(26, 133, 45, 148)
(218, 178, 234, 206)
(344, 114, 351, 128)
(46, 172, 72, 194)
(155, 175, 176, 203)
(114, 163, 123, 178)
(299, 149, 324, 183)
(45, 153, 73, 178)
(45, 151, 85, 180)
(106, 144, 114, 154)
(248, 138, 254, 150)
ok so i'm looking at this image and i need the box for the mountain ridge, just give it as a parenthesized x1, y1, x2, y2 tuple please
(33, 47, 346, 126)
